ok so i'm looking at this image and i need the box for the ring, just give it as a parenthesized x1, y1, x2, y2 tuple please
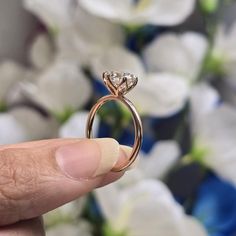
(86, 71, 143, 172)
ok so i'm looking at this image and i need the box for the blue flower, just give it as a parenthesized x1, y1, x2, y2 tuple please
(192, 174, 236, 236)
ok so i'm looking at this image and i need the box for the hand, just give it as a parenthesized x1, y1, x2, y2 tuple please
(0, 138, 131, 235)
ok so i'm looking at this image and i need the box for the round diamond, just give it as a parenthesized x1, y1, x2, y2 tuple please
(103, 71, 138, 95)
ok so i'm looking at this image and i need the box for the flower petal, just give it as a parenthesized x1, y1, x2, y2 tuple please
(190, 83, 220, 125)
(23, 60, 92, 115)
(180, 32, 208, 68)
(147, 0, 196, 26)
(143, 32, 207, 80)
(128, 73, 189, 117)
(138, 140, 180, 179)
(194, 104, 236, 186)
(59, 111, 100, 138)
(46, 221, 92, 236)
(213, 23, 236, 83)
(0, 61, 26, 102)
(95, 181, 122, 225)
(29, 34, 54, 70)
(44, 198, 87, 228)
(96, 179, 207, 236)
(183, 216, 208, 236)
(57, 6, 124, 66)
(91, 46, 145, 79)
(0, 107, 57, 144)
(79, 0, 195, 26)
(23, 0, 75, 30)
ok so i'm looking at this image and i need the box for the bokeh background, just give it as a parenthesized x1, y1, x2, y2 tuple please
(1, 0, 236, 235)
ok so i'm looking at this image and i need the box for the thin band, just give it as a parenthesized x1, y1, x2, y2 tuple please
(86, 94, 143, 172)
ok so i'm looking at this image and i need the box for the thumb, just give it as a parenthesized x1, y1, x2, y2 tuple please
(0, 138, 131, 226)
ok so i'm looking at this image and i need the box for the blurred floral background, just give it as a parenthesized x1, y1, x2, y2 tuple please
(1, 0, 236, 235)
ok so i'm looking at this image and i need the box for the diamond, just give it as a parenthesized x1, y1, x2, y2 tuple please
(103, 71, 138, 96)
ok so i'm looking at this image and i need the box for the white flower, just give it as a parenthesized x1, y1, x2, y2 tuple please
(193, 104, 236, 186)
(46, 221, 92, 236)
(24, 0, 124, 67)
(0, 107, 57, 145)
(23, 0, 75, 31)
(59, 111, 100, 138)
(138, 140, 180, 179)
(143, 32, 208, 81)
(90, 46, 145, 79)
(128, 73, 189, 117)
(114, 140, 180, 187)
(29, 34, 54, 70)
(0, 61, 27, 104)
(91, 45, 189, 117)
(79, 0, 196, 26)
(95, 179, 207, 236)
(212, 23, 236, 84)
(57, 6, 124, 65)
(44, 198, 87, 227)
(190, 83, 219, 125)
(22, 60, 92, 117)
(189, 85, 236, 186)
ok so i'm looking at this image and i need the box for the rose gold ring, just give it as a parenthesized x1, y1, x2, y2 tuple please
(86, 71, 143, 172)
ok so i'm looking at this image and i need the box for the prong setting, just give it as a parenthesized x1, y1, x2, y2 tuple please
(103, 71, 138, 96)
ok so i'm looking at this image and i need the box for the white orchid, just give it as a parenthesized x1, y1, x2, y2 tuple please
(138, 140, 180, 179)
(0, 61, 28, 107)
(200, 22, 236, 107)
(190, 83, 220, 125)
(0, 107, 57, 145)
(29, 34, 54, 70)
(113, 140, 180, 190)
(143, 32, 208, 81)
(24, 0, 124, 66)
(22, 59, 92, 119)
(91, 46, 145, 79)
(59, 111, 100, 138)
(190, 83, 236, 186)
(211, 23, 236, 84)
(192, 103, 236, 187)
(79, 0, 196, 26)
(44, 198, 87, 228)
(128, 72, 189, 117)
(56, 6, 124, 65)
(91, 46, 189, 117)
(46, 221, 92, 236)
(23, 0, 75, 31)
(95, 179, 207, 236)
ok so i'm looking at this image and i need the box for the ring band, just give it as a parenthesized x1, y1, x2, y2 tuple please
(86, 71, 143, 172)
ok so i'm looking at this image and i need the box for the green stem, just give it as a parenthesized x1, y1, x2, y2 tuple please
(195, 2, 220, 82)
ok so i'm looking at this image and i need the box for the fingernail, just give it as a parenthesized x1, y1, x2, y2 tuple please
(114, 145, 134, 170)
(55, 138, 120, 179)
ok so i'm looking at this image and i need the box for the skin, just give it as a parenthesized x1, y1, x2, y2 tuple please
(0, 138, 128, 235)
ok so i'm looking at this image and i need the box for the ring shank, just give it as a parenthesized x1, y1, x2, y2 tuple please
(86, 95, 143, 172)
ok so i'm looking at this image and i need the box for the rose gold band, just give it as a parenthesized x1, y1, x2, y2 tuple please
(86, 94, 143, 172)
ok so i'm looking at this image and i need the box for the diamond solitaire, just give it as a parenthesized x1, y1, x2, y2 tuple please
(103, 71, 138, 96)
